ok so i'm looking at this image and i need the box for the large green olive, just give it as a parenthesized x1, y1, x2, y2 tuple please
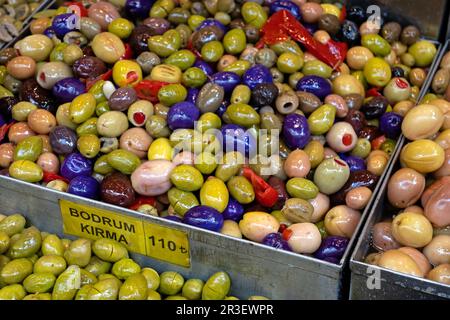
(141, 268, 160, 291)
(277, 52, 304, 74)
(63, 238, 91, 268)
(168, 187, 199, 216)
(0, 214, 25, 237)
(182, 278, 204, 300)
(201, 41, 224, 63)
(33, 255, 67, 276)
(307, 104, 336, 135)
(363, 57, 392, 87)
(182, 67, 207, 88)
(112, 258, 141, 280)
(165, 49, 196, 71)
(9, 160, 43, 183)
(215, 152, 244, 182)
(23, 273, 56, 293)
(0, 258, 33, 284)
(286, 178, 319, 200)
(302, 60, 332, 78)
(52, 265, 81, 300)
(107, 149, 141, 175)
(408, 40, 437, 67)
(158, 83, 188, 106)
(85, 256, 112, 277)
(87, 278, 120, 300)
(70, 93, 96, 124)
(94, 155, 114, 175)
(77, 134, 100, 159)
(361, 34, 391, 57)
(241, 2, 267, 29)
(159, 271, 184, 295)
(119, 273, 147, 300)
(224, 103, 260, 127)
(0, 284, 26, 300)
(92, 239, 129, 263)
(170, 164, 204, 191)
(76, 118, 98, 136)
(41, 234, 64, 256)
(223, 29, 246, 55)
(223, 60, 251, 76)
(202, 271, 231, 300)
(314, 157, 350, 195)
(0, 232, 9, 255)
(7, 226, 41, 259)
(227, 176, 255, 204)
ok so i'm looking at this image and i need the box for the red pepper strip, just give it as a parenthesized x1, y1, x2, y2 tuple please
(128, 196, 157, 211)
(0, 122, 15, 143)
(134, 80, 169, 103)
(42, 171, 69, 184)
(64, 2, 88, 17)
(242, 167, 278, 208)
(366, 87, 382, 98)
(85, 70, 113, 91)
(120, 43, 133, 60)
(260, 10, 347, 70)
(371, 135, 386, 150)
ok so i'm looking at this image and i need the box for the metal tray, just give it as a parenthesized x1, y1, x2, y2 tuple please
(0, 4, 444, 300)
(349, 40, 450, 300)
(0, 0, 57, 50)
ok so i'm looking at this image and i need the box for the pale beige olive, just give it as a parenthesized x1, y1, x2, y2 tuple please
(402, 104, 444, 140)
(284, 222, 321, 254)
(37, 152, 59, 174)
(378, 249, 423, 277)
(27, 109, 57, 135)
(332, 74, 365, 97)
(326, 122, 357, 153)
(423, 235, 450, 266)
(8, 123, 36, 144)
(387, 168, 425, 208)
(308, 193, 330, 223)
(391, 212, 433, 248)
(403, 205, 424, 215)
(372, 221, 401, 252)
(283, 149, 311, 178)
(345, 187, 372, 210)
(97, 111, 129, 137)
(36, 62, 73, 90)
(346, 46, 374, 70)
(324, 94, 348, 118)
(131, 160, 176, 196)
(91, 32, 125, 64)
(119, 128, 152, 159)
(428, 99, 450, 131)
(324, 205, 361, 238)
(14, 35, 54, 62)
(398, 247, 431, 277)
(393, 100, 414, 117)
(0, 143, 14, 168)
(220, 220, 242, 239)
(434, 129, 450, 150)
(426, 264, 450, 285)
(367, 150, 389, 176)
(300, 2, 323, 23)
(239, 212, 280, 243)
(7, 56, 36, 80)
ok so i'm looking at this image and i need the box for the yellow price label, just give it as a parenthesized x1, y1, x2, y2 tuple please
(59, 200, 190, 267)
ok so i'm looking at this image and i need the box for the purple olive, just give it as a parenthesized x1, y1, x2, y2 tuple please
(270, 0, 301, 20)
(52, 78, 86, 103)
(186, 88, 199, 105)
(222, 197, 244, 222)
(43, 27, 56, 39)
(167, 102, 200, 130)
(379, 112, 403, 139)
(303, 22, 318, 34)
(183, 205, 224, 231)
(165, 215, 182, 222)
(220, 124, 257, 158)
(52, 14, 79, 38)
(314, 236, 349, 263)
(125, 0, 154, 19)
(142, 17, 171, 35)
(296, 75, 332, 100)
(194, 59, 214, 77)
(243, 64, 273, 90)
(339, 154, 366, 172)
(282, 113, 311, 149)
(49, 126, 77, 155)
(344, 109, 366, 135)
(196, 19, 228, 33)
(68, 175, 99, 199)
(262, 233, 292, 251)
(210, 72, 241, 93)
(129, 25, 155, 55)
(216, 101, 229, 117)
(109, 87, 137, 111)
(361, 96, 388, 120)
(60, 153, 93, 181)
(72, 56, 107, 79)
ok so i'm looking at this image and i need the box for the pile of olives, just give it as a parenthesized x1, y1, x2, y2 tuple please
(0, 0, 439, 265)
(0, 213, 268, 300)
(365, 95, 450, 284)
(429, 50, 450, 101)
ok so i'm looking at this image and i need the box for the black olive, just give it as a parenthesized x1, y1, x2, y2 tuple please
(358, 125, 381, 141)
(391, 66, 405, 78)
(361, 96, 388, 119)
(346, 6, 366, 25)
(344, 109, 367, 135)
(0, 96, 18, 121)
(337, 20, 360, 47)
(251, 83, 279, 108)
(20, 79, 56, 114)
(129, 25, 155, 55)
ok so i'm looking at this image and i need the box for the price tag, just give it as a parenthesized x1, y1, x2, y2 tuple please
(59, 199, 191, 267)
(143, 221, 190, 267)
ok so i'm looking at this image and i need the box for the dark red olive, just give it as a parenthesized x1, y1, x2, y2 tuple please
(142, 17, 171, 35)
(344, 109, 366, 134)
(268, 176, 289, 210)
(72, 56, 107, 79)
(49, 125, 78, 155)
(330, 170, 379, 205)
(82, 46, 95, 57)
(358, 126, 381, 141)
(20, 79, 56, 113)
(129, 25, 155, 55)
(100, 172, 136, 207)
(361, 96, 388, 119)
(344, 94, 364, 110)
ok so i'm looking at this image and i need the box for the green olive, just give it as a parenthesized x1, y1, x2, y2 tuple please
(70, 93, 96, 124)
(168, 187, 199, 216)
(107, 149, 141, 175)
(63, 238, 91, 268)
(195, 152, 218, 174)
(96, 101, 110, 117)
(223, 60, 251, 76)
(52, 265, 81, 300)
(303, 141, 325, 168)
(33, 255, 67, 276)
(223, 29, 246, 55)
(94, 155, 114, 175)
(270, 40, 303, 56)
(224, 103, 260, 127)
(0, 284, 26, 300)
(150, 0, 175, 18)
(277, 52, 304, 74)
(92, 239, 128, 263)
(165, 49, 196, 71)
(286, 178, 319, 200)
(196, 113, 222, 133)
(170, 165, 204, 191)
(408, 40, 437, 67)
(119, 273, 147, 300)
(227, 176, 255, 204)
(241, 2, 267, 29)
(361, 34, 391, 57)
(363, 57, 392, 87)
(200, 177, 229, 212)
(182, 278, 204, 300)
(41, 234, 64, 256)
(202, 271, 231, 300)
(12, 102, 37, 122)
(76, 118, 98, 136)
(182, 67, 207, 88)
(351, 138, 372, 158)
(302, 60, 332, 78)
(158, 83, 187, 106)
(13, 136, 42, 162)
(146, 115, 170, 138)
(23, 273, 56, 293)
(188, 15, 205, 30)
(231, 85, 251, 105)
(0, 258, 33, 284)
(7, 227, 41, 259)
(307, 104, 336, 135)
(85, 256, 112, 277)
(201, 41, 224, 63)
(141, 268, 160, 290)
(111, 258, 141, 280)
(215, 152, 244, 182)
(88, 80, 107, 103)
(159, 271, 184, 296)
(148, 30, 181, 58)
(0, 232, 9, 255)
(77, 134, 100, 159)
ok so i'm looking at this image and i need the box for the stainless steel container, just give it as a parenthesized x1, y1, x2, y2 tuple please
(350, 40, 450, 300)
